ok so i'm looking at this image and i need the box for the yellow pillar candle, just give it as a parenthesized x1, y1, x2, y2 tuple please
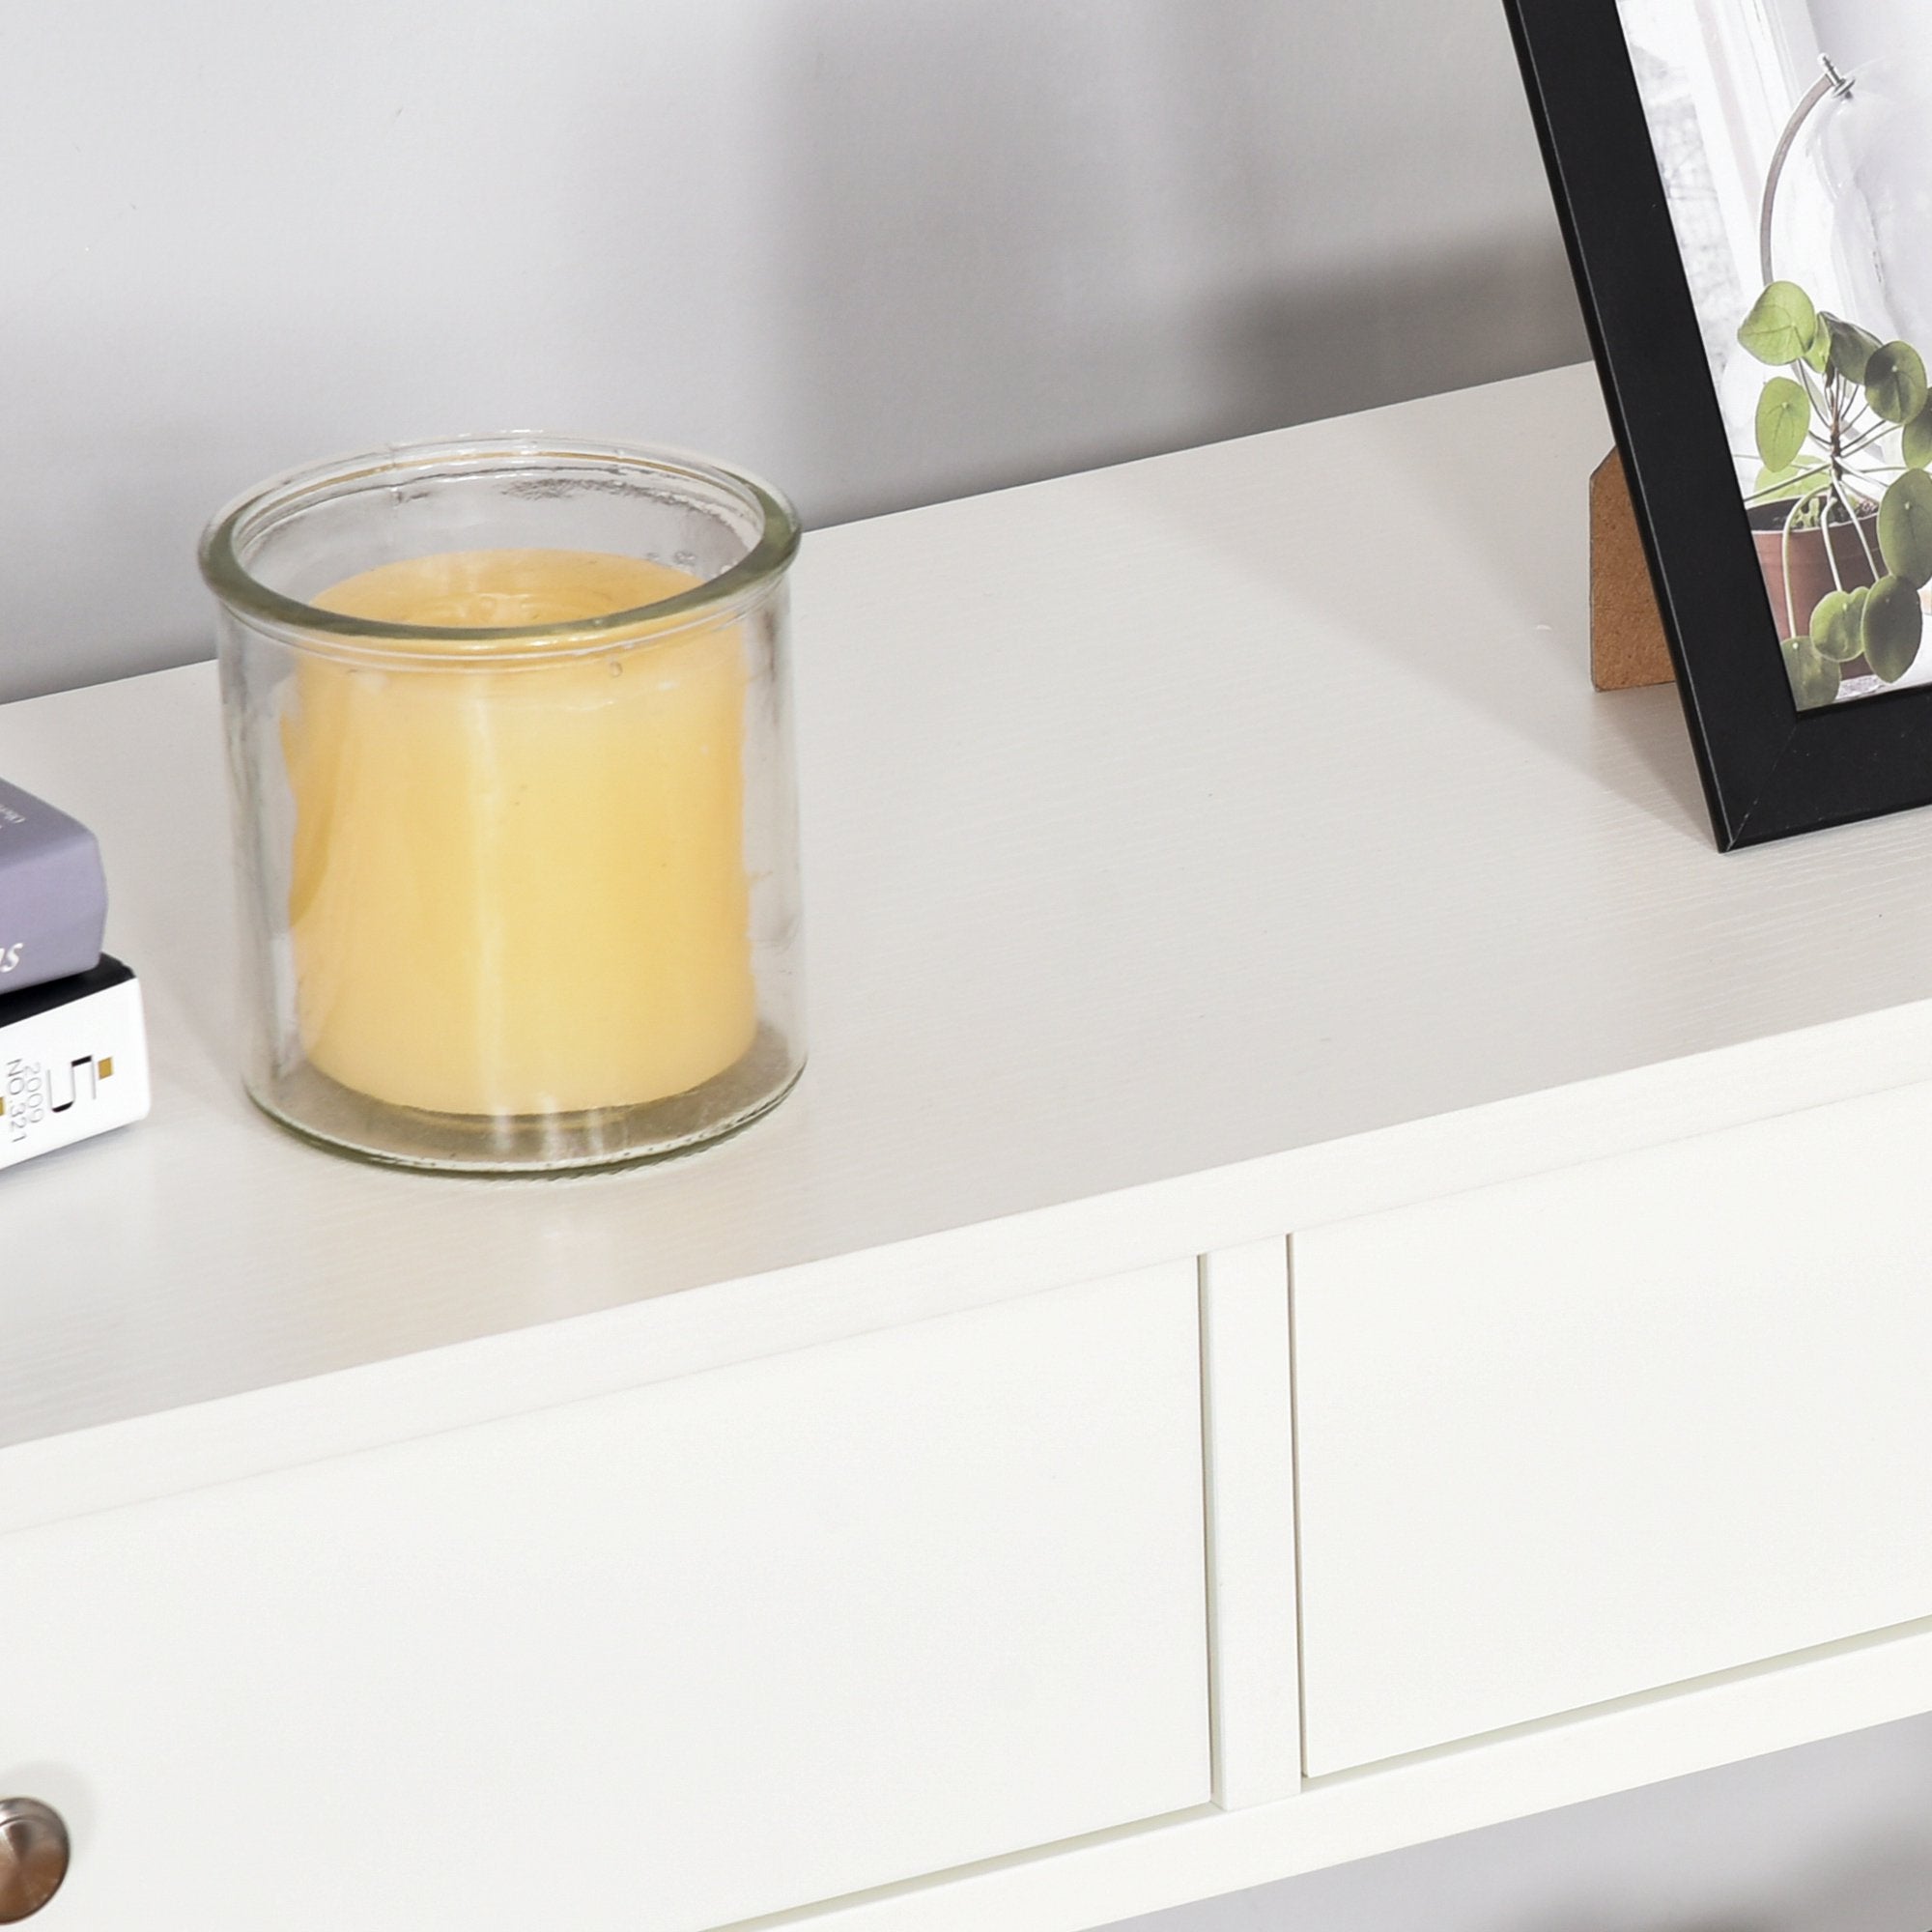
(287, 549, 756, 1118)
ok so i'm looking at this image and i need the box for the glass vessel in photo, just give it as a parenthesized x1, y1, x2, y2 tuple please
(200, 436, 805, 1174)
(1617, 5, 1932, 708)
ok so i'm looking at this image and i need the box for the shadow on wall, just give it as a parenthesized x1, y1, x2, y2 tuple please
(770, 0, 1588, 526)
(0, 0, 1585, 700)
(1213, 233, 1591, 445)
(1102, 1708, 1932, 1932)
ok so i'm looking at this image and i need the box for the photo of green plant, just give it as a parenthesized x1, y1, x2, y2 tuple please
(1738, 281, 1932, 706)
(1617, 0, 1932, 709)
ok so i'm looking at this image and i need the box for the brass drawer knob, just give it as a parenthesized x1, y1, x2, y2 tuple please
(0, 1800, 68, 1921)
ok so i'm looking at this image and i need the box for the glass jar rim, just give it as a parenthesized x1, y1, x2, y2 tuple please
(197, 433, 802, 664)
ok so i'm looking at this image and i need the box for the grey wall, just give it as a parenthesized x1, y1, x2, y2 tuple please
(0, 0, 1583, 701)
(1109, 1712, 1932, 1932)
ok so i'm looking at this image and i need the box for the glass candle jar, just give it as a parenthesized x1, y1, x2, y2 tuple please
(199, 436, 805, 1174)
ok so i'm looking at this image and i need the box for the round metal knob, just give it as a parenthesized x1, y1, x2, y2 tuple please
(0, 1800, 68, 1921)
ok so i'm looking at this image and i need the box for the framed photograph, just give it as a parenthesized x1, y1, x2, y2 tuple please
(1505, 0, 1932, 846)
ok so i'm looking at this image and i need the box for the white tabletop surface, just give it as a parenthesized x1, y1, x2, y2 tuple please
(8, 361, 1932, 1460)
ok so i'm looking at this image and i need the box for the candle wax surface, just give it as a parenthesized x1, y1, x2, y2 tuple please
(289, 548, 756, 1118)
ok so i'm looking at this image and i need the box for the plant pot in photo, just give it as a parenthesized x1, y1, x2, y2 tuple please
(1750, 497, 1881, 677)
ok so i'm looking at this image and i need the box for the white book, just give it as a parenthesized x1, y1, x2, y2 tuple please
(0, 957, 150, 1171)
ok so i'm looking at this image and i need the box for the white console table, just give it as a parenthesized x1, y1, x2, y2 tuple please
(8, 363, 1932, 1930)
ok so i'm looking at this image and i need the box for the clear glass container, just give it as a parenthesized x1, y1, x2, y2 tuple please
(199, 435, 805, 1174)
(1770, 53, 1932, 353)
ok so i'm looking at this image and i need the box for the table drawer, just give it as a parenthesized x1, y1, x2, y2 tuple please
(0, 1262, 1209, 1930)
(1294, 1082, 1932, 1776)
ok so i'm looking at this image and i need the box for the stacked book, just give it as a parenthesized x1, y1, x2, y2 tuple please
(0, 779, 150, 1171)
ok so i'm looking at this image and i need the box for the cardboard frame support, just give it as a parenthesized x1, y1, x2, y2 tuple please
(1590, 449, 1675, 692)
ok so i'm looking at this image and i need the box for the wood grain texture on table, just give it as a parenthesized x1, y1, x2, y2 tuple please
(7, 363, 1932, 1466)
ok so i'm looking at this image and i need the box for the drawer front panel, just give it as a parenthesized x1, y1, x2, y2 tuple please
(0, 1262, 1209, 1930)
(1294, 1082, 1932, 1776)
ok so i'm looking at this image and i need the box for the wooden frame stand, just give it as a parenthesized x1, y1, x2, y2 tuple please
(1590, 450, 1674, 692)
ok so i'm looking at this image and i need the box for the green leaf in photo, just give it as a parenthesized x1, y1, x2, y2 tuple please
(1751, 461, 1830, 505)
(1861, 574, 1923, 682)
(1822, 313, 1883, 384)
(1810, 587, 1866, 662)
(1755, 378, 1811, 471)
(1739, 282, 1818, 365)
(1782, 634, 1841, 709)
(1879, 469, 1932, 585)
(1866, 341, 1929, 425)
(1904, 408, 1932, 469)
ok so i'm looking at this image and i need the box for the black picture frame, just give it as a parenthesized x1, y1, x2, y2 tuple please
(1504, 0, 1932, 849)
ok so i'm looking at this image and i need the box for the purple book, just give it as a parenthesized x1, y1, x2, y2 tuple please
(0, 778, 107, 994)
